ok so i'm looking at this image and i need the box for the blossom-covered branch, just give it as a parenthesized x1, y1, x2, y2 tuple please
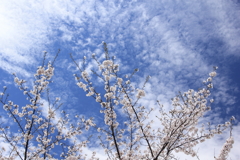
(70, 42, 235, 160)
(0, 52, 93, 160)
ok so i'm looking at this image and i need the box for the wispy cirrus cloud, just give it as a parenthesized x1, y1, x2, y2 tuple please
(0, 0, 56, 77)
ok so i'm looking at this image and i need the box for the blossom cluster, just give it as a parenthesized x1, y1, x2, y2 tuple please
(215, 137, 234, 160)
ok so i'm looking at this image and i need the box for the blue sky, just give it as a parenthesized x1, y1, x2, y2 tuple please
(0, 0, 240, 159)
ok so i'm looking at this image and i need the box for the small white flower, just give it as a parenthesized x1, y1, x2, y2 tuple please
(209, 71, 217, 77)
(207, 83, 213, 88)
(110, 86, 116, 92)
(104, 92, 113, 99)
(136, 89, 145, 98)
(86, 91, 94, 96)
(96, 96, 101, 102)
(114, 100, 119, 105)
(81, 71, 88, 81)
(14, 77, 19, 84)
(117, 78, 123, 85)
(231, 116, 236, 121)
(207, 77, 212, 82)
(102, 60, 113, 68)
(28, 111, 33, 115)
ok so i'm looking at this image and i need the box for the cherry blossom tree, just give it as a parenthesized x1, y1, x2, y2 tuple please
(0, 51, 95, 160)
(0, 43, 235, 160)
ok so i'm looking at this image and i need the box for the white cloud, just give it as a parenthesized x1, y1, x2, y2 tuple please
(0, 0, 55, 76)
(174, 122, 240, 159)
